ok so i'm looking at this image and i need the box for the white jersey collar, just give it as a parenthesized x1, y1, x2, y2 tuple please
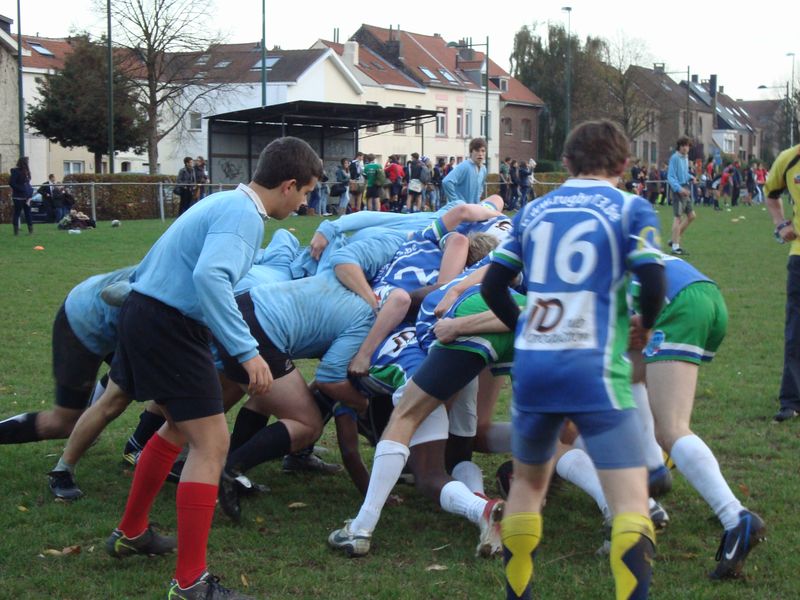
(237, 183, 270, 221)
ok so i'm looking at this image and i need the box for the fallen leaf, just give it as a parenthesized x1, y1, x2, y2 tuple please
(87, 545, 95, 553)
(255, 516, 264, 524)
(738, 483, 751, 497)
(240, 574, 249, 588)
(288, 228, 296, 232)
(42, 549, 63, 556)
(17, 506, 28, 512)
(288, 502, 307, 509)
(425, 564, 448, 571)
(431, 544, 450, 552)
(61, 545, 81, 555)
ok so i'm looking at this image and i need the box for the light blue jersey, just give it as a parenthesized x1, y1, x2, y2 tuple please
(249, 272, 374, 382)
(492, 179, 662, 413)
(235, 229, 301, 293)
(130, 184, 266, 362)
(328, 228, 409, 282)
(64, 266, 136, 356)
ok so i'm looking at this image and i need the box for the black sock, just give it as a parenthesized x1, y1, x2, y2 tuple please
(226, 421, 291, 474)
(0, 412, 40, 444)
(230, 407, 269, 452)
(124, 410, 166, 454)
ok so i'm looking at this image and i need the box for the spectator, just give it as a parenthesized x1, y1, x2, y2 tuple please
(745, 164, 757, 206)
(194, 157, 209, 200)
(432, 158, 446, 207)
(384, 155, 405, 212)
(509, 159, 519, 209)
(349, 152, 365, 212)
(499, 157, 511, 208)
(444, 156, 455, 176)
(334, 158, 351, 216)
(419, 157, 433, 210)
(518, 159, 531, 207)
(175, 156, 197, 215)
(755, 162, 768, 203)
(363, 154, 382, 212)
(9, 157, 34, 236)
(528, 158, 539, 201)
(406, 152, 424, 213)
(37, 174, 59, 223)
(666, 136, 696, 255)
(441, 138, 487, 205)
(647, 164, 660, 205)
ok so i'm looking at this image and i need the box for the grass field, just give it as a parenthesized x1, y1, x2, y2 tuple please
(0, 203, 797, 600)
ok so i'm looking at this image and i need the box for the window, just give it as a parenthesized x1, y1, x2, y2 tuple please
(436, 107, 447, 136)
(63, 161, 84, 175)
(29, 42, 54, 56)
(698, 115, 703, 133)
(188, 112, 202, 131)
(419, 66, 438, 81)
(121, 161, 131, 172)
(366, 101, 379, 133)
(739, 134, 743, 146)
(643, 141, 649, 161)
(393, 104, 406, 134)
(415, 105, 423, 135)
(214, 60, 231, 69)
(195, 54, 209, 65)
(251, 56, 280, 71)
(480, 111, 490, 136)
(456, 109, 464, 137)
(631, 141, 638, 157)
(499, 78, 509, 92)
(650, 143, 657, 163)
(501, 117, 512, 135)
(522, 118, 532, 142)
(371, 61, 386, 71)
(465, 109, 473, 137)
(438, 68, 458, 84)
(193, 71, 208, 80)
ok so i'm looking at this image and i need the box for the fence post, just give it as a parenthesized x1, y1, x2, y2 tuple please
(90, 182, 97, 222)
(158, 182, 165, 222)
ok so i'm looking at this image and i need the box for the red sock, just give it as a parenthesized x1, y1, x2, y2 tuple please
(175, 482, 218, 588)
(118, 433, 181, 538)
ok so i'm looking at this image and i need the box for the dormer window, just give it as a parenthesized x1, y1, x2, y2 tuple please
(419, 66, 438, 81)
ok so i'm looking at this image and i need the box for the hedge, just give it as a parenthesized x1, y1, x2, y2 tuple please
(0, 172, 185, 223)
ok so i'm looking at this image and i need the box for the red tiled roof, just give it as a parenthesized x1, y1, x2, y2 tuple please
(14, 35, 73, 70)
(357, 25, 542, 106)
(318, 39, 421, 88)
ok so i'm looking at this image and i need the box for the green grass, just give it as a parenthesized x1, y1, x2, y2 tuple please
(0, 205, 797, 599)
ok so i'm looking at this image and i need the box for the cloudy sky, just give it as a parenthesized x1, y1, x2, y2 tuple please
(2, 0, 795, 102)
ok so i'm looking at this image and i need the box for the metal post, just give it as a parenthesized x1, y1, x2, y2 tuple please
(685, 66, 691, 136)
(261, 0, 267, 107)
(563, 6, 572, 139)
(107, 0, 114, 173)
(789, 52, 796, 146)
(485, 36, 490, 143)
(158, 182, 165, 222)
(90, 182, 97, 222)
(16, 0, 24, 157)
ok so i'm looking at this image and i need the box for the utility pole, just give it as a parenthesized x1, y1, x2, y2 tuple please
(107, 0, 115, 173)
(16, 0, 24, 157)
(261, 0, 267, 107)
(562, 6, 572, 138)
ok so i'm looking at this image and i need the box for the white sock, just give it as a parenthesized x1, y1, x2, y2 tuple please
(484, 422, 511, 453)
(670, 434, 743, 530)
(632, 383, 666, 471)
(452, 461, 485, 495)
(556, 448, 610, 520)
(89, 379, 106, 406)
(572, 435, 587, 452)
(439, 480, 487, 525)
(350, 440, 409, 534)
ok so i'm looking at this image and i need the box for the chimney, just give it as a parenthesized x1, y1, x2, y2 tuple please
(709, 74, 718, 129)
(343, 41, 359, 66)
(653, 62, 665, 74)
(719, 85, 724, 95)
(0, 14, 13, 34)
(691, 74, 698, 83)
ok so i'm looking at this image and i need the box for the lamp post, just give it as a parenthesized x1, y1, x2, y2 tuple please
(107, 0, 114, 173)
(16, 0, 24, 157)
(562, 6, 572, 138)
(261, 0, 267, 107)
(788, 52, 795, 146)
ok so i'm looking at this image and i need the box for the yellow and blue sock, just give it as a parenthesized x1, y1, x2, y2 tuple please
(501, 512, 541, 600)
(610, 512, 655, 600)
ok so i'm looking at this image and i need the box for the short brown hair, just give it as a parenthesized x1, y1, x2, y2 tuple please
(252, 136, 323, 189)
(469, 137, 487, 153)
(676, 136, 692, 150)
(466, 232, 499, 266)
(563, 120, 629, 177)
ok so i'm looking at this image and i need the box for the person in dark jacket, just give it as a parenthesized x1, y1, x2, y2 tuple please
(9, 157, 34, 235)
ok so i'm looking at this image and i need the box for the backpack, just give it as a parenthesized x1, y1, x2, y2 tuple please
(419, 165, 431, 184)
(374, 166, 387, 187)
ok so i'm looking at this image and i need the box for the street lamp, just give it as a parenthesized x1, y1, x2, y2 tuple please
(788, 52, 795, 146)
(261, 0, 267, 107)
(562, 6, 572, 138)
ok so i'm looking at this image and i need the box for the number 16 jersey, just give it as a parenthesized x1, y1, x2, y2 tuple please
(491, 178, 662, 413)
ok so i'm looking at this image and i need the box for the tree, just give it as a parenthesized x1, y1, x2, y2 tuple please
(510, 23, 606, 159)
(104, 0, 240, 174)
(26, 35, 147, 173)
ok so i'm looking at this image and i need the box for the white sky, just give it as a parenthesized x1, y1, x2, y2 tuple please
(2, 0, 796, 102)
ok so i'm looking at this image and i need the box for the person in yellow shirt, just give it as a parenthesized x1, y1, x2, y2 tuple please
(765, 144, 800, 422)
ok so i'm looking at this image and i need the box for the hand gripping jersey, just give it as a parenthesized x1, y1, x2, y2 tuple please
(492, 179, 662, 413)
(360, 324, 426, 396)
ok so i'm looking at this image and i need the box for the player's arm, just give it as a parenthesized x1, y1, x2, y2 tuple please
(433, 311, 510, 344)
(317, 380, 368, 415)
(434, 264, 490, 317)
(334, 264, 378, 311)
(632, 263, 666, 334)
(440, 203, 502, 232)
(437, 232, 469, 285)
(764, 153, 797, 242)
(480, 262, 522, 331)
(334, 406, 370, 496)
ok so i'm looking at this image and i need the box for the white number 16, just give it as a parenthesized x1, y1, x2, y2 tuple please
(529, 219, 599, 285)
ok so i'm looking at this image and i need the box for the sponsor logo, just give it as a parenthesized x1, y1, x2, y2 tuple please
(644, 330, 665, 357)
